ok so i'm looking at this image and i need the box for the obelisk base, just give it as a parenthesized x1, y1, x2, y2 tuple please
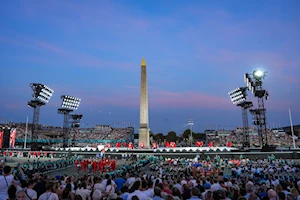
(139, 128, 150, 148)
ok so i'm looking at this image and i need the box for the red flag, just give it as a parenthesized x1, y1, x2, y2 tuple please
(152, 142, 157, 149)
(199, 141, 204, 147)
(10, 129, 16, 148)
(172, 142, 176, 148)
(208, 141, 213, 147)
(165, 141, 170, 147)
(128, 142, 133, 149)
(140, 142, 144, 148)
(116, 142, 121, 148)
(227, 141, 232, 147)
(123, 142, 127, 147)
(0, 131, 3, 148)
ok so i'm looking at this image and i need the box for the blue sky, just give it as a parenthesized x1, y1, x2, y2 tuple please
(0, 0, 299, 134)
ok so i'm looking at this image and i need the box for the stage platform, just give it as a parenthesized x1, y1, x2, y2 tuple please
(57, 146, 239, 153)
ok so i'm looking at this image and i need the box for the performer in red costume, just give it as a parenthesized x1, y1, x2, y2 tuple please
(93, 160, 98, 172)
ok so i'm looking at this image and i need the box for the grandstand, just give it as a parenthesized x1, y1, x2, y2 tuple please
(2, 122, 298, 148)
(204, 127, 296, 147)
(10, 123, 134, 148)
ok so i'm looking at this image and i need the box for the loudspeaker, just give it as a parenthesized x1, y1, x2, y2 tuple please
(2, 128, 11, 148)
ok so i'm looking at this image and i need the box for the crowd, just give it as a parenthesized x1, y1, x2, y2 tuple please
(1, 153, 300, 200)
(14, 127, 133, 148)
(205, 131, 294, 147)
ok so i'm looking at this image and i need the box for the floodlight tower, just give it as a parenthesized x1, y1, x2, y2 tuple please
(58, 95, 81, 147)
(228, 87, 253, 148)
(28, 83, 54, 150)
(70, 114, 83, 146)
(188, 118, 194, 147)
(244, 70, 270, 150)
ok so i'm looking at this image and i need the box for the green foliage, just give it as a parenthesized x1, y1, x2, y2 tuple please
(166, 131, 177, 142)
(153, 133, 165, 141)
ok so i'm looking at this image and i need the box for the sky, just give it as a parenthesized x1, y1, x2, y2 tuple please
(0, 0, 300, 135)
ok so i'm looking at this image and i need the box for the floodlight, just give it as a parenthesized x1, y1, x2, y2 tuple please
(229, 87, 247, 105)
(61, 95, 81, 110)
(30, 83, 54, 104)
(253, 70, 265, 80)
(244, 73, 256, 94)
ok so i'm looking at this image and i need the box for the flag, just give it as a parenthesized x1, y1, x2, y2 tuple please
(0, 131, 3, 148)
(10, 129, 16, 148)
(116, 142, 121, 148)
(227, 141, 232, 147)
(152, 142, 157, 149)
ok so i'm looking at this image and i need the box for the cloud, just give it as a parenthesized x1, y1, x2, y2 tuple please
(0, 34, 137, 71)
(149, 90, 230, 109)
(38, 42, 65, 55)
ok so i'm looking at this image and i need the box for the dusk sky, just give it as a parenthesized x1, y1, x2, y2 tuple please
(0, 0, 299, 135)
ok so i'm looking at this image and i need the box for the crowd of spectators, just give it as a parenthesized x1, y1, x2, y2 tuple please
(13, 125, 133, 148)
(206, 131, 294, 148)
(1, 153, 300, 200)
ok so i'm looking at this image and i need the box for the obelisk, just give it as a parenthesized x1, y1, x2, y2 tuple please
(139, 58, 150, 148)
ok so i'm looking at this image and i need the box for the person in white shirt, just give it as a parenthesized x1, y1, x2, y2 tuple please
(127, 181, 148, 200)
(94, 178, 105, 193)
(75, 182, 91, 200)
(0, 165, 14, 200)
(211, 180, 222, 192)
(14, 180, 37, 200)
(126, 174, 136, 189)
(173, 180, 183, 194)
(38, 182, 59, 200)
(104, 179, 115, 198)
(144, 183, 154, 198)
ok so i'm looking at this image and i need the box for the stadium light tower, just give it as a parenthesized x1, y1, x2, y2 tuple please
(28, 83, 54, 150)
(70, 114, 83, 146)
(188, 118, 194, 147)
(244, 69, 270, 151)
(228, 87, 253, 148)
(58, 95, 81, 147)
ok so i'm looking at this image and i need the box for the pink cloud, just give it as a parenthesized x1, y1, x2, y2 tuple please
(3, 102, 26, 109)
(38, 42, 65, 55)
(149, 90, 230, 109)
(0, 34, 137, 71)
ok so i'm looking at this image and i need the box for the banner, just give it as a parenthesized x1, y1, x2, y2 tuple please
(10, 129, 16, 148)
(0, 131, 3, 148)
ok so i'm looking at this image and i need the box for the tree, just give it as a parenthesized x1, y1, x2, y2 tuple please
(153, 133, 165, 141)
(182, 129, 192, 139)
(166, 131, 177, 142)
(193, 133, 206, 140)
(149, 131, 154, 137)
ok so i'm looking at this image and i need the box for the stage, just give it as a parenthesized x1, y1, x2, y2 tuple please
(57, 146, 239, 153)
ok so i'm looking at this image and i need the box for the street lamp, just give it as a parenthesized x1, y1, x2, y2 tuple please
(188, 118, 194, 147)
(28, 83, 54, 150)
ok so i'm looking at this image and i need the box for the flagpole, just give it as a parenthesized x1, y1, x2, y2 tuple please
(289, 109, 296, 149)
(24, 116, 28, 149)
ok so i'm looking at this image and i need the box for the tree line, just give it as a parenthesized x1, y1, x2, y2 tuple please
(134, 129, 206, 142)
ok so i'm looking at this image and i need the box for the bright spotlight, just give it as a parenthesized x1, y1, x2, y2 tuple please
(61, 95, 81, 110)
(30, 83, 54, 104)
(253, 70, 265, 80)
